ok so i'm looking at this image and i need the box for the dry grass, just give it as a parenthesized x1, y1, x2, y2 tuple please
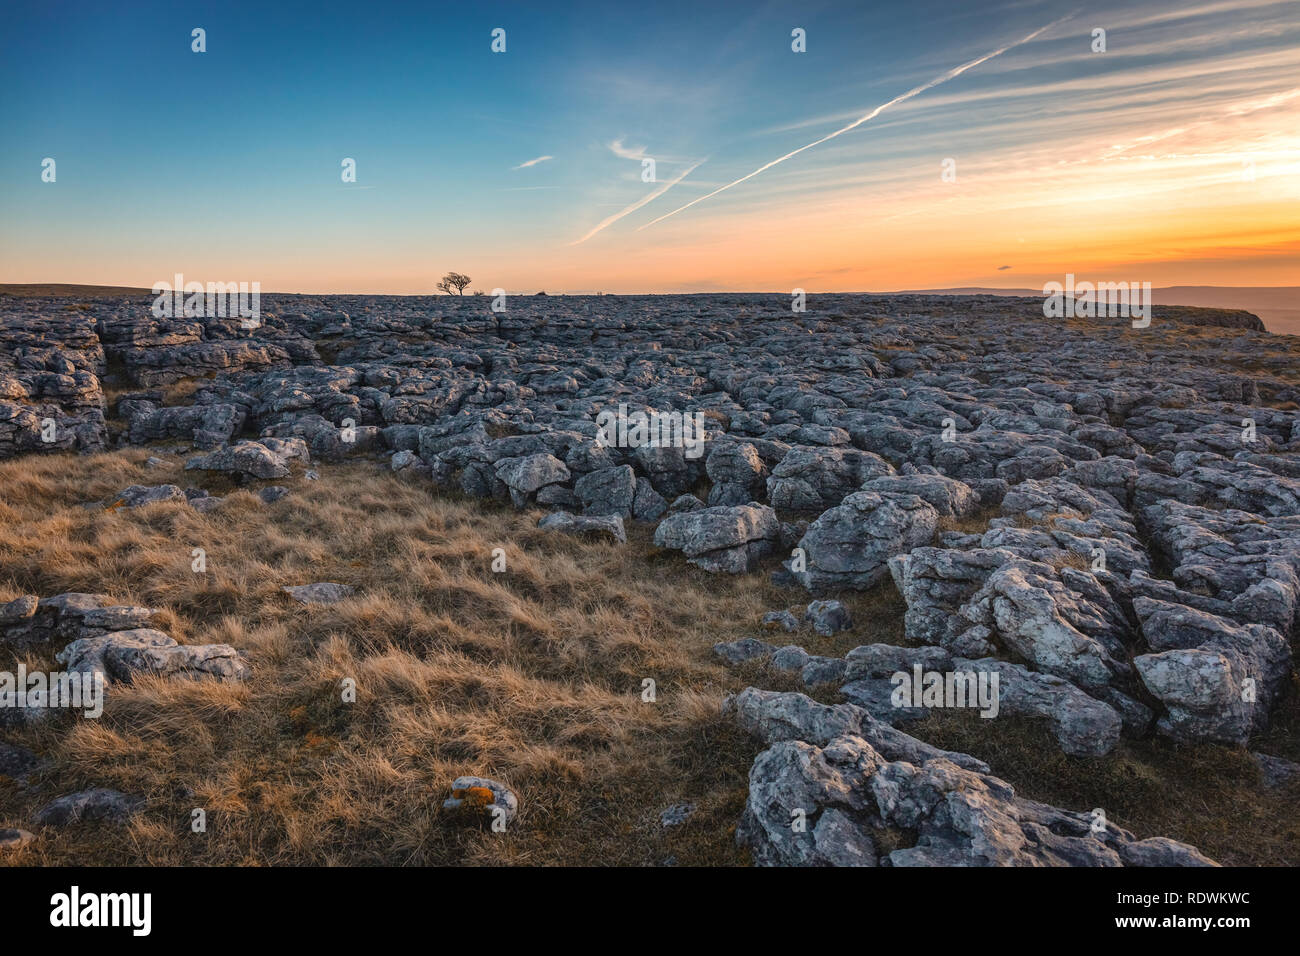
(0, 450, 890, 866)
(935, 507, 999, 537)
(1, 449, 1296, 866)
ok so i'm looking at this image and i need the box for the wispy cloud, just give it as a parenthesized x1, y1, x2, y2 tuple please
(512, 155, 554, 170)
(571, 160, 705, 245)
(1226, 87, 1300, 114)
(608, 138, 647, 160)
(639, 14, 1073, 230)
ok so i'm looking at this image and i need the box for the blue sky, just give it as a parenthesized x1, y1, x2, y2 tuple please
(2, 0, 1297, 292)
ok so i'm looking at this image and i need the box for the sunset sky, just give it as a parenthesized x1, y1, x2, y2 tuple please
(1, 0, 1297, 293)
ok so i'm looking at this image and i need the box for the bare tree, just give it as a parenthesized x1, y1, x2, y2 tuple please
(437, 272, 472, 295)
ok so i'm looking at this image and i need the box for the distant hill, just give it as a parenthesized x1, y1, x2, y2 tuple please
(899, 286, 1299, 336)
(0, 283, 152, 298)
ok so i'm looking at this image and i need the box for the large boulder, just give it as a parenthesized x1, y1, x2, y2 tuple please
(574, 465, 636, 517)
(494, 453, 570, 507)
(1133, 597, 1291, 744)
(706, 440, 768, 506)
(793, 491, 938, 592)
(888, 548, 1013, 655)
(653, 503, 779, 573)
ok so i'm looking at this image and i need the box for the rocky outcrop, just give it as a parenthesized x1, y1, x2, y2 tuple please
(1133, 597, 1290, 744)
(2, 591, 249, 709)
(57, 629, 249, 684)
(730, 689, 1215, 867)
(2, 593, 138, 649)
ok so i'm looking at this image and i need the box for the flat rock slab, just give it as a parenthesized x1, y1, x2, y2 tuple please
(537, 510, 626, 543)
(57, 628, 249, 684)
(839, 677, 928, 723)
(112, 484, 186, 509)
(282, 583, 356, 605)
(714, 637, 777, 665)
(34, 788, 143, 826)
(80, 605, 157, 630)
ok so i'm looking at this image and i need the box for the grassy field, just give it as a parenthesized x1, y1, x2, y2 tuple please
(1, 450, 1297, 865)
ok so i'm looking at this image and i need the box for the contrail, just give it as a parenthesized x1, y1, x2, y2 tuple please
(512, 155, 553, 170)
(638, 16, 1070, 231)
(571, 160, 705, 244)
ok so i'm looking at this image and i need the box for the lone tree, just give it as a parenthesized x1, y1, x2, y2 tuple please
(437, 272, 472, 295)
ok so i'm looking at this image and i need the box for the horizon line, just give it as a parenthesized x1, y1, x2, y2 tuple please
(4, 282, 1298, 297)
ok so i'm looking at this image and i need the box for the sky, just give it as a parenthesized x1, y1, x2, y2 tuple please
(1, 0, 1297, 294)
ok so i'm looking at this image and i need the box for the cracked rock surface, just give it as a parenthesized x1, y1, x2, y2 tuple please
(2, 290, 1295, 865)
